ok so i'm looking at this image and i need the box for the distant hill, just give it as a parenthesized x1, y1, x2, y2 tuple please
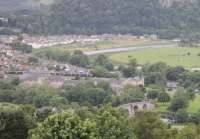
(4, 0, 200, 39)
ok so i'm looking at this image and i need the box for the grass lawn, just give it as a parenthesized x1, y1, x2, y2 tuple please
(154, 95, 200, 113)
(94, 37, 166, 49)
(171, 124, 186, 130)
(154, 102, 170, 112)
(33, 37, 168, 53)
(108, 47, 200, 68)
(187, 94, 200, 113)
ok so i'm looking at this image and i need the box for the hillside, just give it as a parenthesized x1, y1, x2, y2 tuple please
(4, 0, 200, 39)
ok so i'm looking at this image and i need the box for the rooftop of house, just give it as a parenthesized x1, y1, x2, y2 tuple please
(0, 43, 10, 49)
(167, 81, 178, 88)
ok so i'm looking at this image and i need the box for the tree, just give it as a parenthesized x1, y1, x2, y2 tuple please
(143, 62, 168, 85)
(28, 57, 39, 64)
(92, 66, 117, 78)
(95, 55, 114, 71)
(146, 84, 165, 100)
(178, 125, 200, 139)
(61, 83, 113, 106)
(29, 111, 98, 139)
(188, 109, 200, 124)
(84, 88, 110, 106)
(133, 111, 169, 139)
(13, 84, 66, 108)
(147, 90, 159, 100)
(10, 41, 32, 53)
(11, 77, 20, 86)
(169, 96, 188, 112)
(144, 72, 166, 85)
(174, 87, 195, 100)
(121, 59, 138, 78)
(95, 106, 136, 139)
(69, 51, 89, 67)
(169, 88, 189, 112)
(105, 62, 114, 71)
(0, 79, 20, 102)
(35, 49, 70, 62)
(121, 85, 145, 103)
(0, 90, 14, 102)
(95, 54, 108, 66)
(175, 109, 189, 123)
(157, 92, 170, 103)
(166, 66, 185, 81)
(128, 59, 137, 68)
(122, 66, 136, 78)
(0, 103, 35, 139)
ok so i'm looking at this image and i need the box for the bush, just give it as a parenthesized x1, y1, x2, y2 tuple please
(147, 90, 159, 100)
(157, 92, 170, 103)
(169, 96, 188, 112)
(175, 109, 189, 123)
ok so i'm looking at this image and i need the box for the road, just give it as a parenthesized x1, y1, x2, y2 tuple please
(84, 43, 177, 56)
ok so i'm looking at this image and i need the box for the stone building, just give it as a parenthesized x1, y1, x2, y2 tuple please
(63, 77, 145, 95)
(0, 71, 5, 78)
(110, 77, 144, 95)
(120, 101, 155, 116)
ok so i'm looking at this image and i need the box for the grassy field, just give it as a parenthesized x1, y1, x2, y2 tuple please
(154, 102, 170, 112)
(108, 47, 200, 68)
(154, 95, 200, 113)
(33, 37, 168, 53)
(93, 37, 166, 50)
(187, 94, 200, 113)
(171, 124, 185, 130)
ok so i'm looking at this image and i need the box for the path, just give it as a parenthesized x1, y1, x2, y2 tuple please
(84, 44, 177, 56)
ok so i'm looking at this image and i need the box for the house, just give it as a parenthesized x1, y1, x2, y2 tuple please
(0, 18, 8, 23)
(63, 77, 145, 95)
(20, 72, 66, 88)
(110, 77, 144, 95)
(46, 76, 65, 88)
(150, 34, 158, 40)
(190, 68, 200, 72)
(166, 81, 178, 91)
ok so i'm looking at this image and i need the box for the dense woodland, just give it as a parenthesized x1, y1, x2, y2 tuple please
(4, 0, 199, 39)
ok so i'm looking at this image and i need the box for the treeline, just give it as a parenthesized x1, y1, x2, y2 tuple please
(12, 0, 200, 39)
(2, 103, 200, 139)
(9, 40, 33, 53)
(0, 78, 146, 108)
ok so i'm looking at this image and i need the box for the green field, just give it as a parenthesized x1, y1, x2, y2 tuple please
(108, 47, 200, 68)
(154, 95, 200, 113)
(154, 102, 170, 112)
(187, 94, 200, 113)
